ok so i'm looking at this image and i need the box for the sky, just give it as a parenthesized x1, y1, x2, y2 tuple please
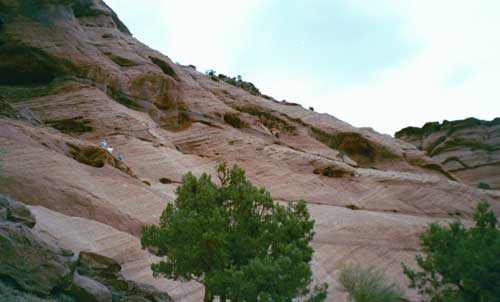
(106, 0, 500, 135)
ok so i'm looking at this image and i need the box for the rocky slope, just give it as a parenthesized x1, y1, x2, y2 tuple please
(0, 194, 172, 302)
(396, 118, 500, 190)
(0, 1, 499, 301)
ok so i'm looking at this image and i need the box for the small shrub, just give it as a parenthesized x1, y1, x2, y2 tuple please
(159, 177, 172, 184)
(338, 263, 405, 302)
(223, 113, 247, 129)
(205, 69, 216, 76)
(478, 182, 492, 190)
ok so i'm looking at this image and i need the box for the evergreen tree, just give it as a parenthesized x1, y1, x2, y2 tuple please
(141, 164, 327, 302)
(402, 201, 500, 302)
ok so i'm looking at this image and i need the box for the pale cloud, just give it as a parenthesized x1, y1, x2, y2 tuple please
(107, 0, 500, 135)
(154, 0, 267, 72)
(106, 0, 267, 72)
(283, 0, 500, 134)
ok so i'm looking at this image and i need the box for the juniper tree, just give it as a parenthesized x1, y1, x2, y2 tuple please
(402, 201, 500, 302)
(141, 164, 327, 302)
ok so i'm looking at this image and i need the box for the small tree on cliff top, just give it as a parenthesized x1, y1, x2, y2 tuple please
(402, 201, 500, 302)
(141, 163, 327, 302)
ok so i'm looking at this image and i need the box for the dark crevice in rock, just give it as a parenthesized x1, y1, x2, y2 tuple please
(149, 56, 176, 78)
(427, 136, 447, 156)
(107, 87, 143, 110)
(313, 166, 354, 178)
(441, 156, 469, 169)
(0, 274, 23, 292)
(449, 161, 500, 173)
(0, 47, 58, 86)
(420, 163, 457, 181)
(46, 116, 93, 135)
(107, 53, 139, 67)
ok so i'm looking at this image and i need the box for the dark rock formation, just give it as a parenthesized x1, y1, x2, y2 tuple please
(0, 194, 36, 227)
(396, 118, 500, 189)
(0, 195, 172, 302)
(70, 272, 112, 302)
(0, 196, 73, 297)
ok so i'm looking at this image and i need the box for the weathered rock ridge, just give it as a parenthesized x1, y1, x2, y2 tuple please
(0, 194, 172, 302)
(396, 118, 500, 190)
(0, 1, 499, 301)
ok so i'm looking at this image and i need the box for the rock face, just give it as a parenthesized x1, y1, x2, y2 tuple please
(0, 194, 172, 302)
(71, 272, 113, 302)
(396, 118, 500, 190)
(0, 206, 73, 297)
(0, 1, 499, 302)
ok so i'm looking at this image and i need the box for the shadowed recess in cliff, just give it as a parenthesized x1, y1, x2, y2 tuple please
(0, 47, 58, 86)
(312, 128, 397, 167)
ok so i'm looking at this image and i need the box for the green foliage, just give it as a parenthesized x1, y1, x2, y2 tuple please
(141, 164, 326, 302)
(478, 182, 492, 190)
(402, 201, 500, 302)
(205, 69, 217, 77)
(204, 70, 261, 95)
(223, 113, 247, 129)
(338, 263, 404, 302)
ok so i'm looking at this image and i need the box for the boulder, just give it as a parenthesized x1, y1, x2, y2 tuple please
(0, 222, 72, 297)
(77, 251, 122, 280)
(0, 194, 36, 228)
(129, 282, 172, 302)
(71, 272, 112, 302)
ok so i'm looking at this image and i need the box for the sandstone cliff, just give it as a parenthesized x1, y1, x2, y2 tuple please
(0, 1, 499, 301)
(396, 118, 500, 190)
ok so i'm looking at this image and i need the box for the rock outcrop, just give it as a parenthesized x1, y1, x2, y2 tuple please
(0, 194, 172, 302)
(396, 118, 500, 190)
(0, 1, 499, 302)
(0, 196, 73, 298)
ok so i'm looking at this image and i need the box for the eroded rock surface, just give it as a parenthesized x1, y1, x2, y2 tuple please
(396, 118, 500, 190)
(0, 195, 172, 302)
(0, 1, 499, 302)
(0, 214, 72, 297)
